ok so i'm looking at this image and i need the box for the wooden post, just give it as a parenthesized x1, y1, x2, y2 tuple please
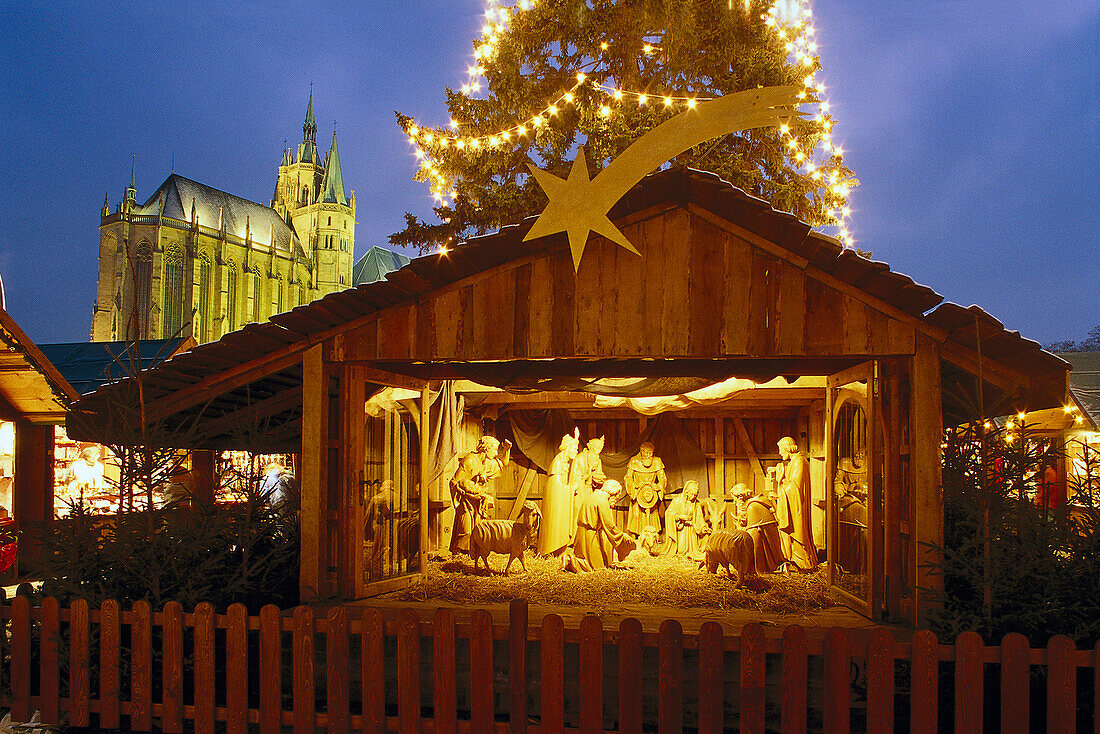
(99, 600, 121, 730)
(740, 623, 765, 734)
(337, 365, 365, 599)
(300, 345, 327, 601)
(910, 630, 939, 734)
(420, 387, 430, 575)
(433, 609, 457, 734)
(698, 622, 725, 734)
(190, 449, 216, 504)
(13, 422, 54, 571)
(911, 334, 944, 625)
(884, 363, 903, 619)
(954, 631, 983, 733)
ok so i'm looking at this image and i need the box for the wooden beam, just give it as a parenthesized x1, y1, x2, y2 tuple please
(198, 386, 303, 438)
(148, 346, 307, 418)
(13, 422, 53, 572)
(733, 417, 768, 485)
(338, 365, 366, 599)
(299, 345, 326, 602)
(330, 363, 429, 392)
(419, 388, 430, 576)
(911, 334, 944, 626)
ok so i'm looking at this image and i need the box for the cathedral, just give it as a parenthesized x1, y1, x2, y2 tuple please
(91, 92, 355, 343)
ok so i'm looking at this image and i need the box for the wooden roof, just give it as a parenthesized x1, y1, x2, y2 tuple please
(0, 307, 79, 424)
(69, 167, 1069, 448)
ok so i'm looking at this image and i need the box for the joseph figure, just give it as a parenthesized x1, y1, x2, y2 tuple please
(624, 442, 666, 537)
(770, 437, 818, 571)
(448, 436, 512, 555)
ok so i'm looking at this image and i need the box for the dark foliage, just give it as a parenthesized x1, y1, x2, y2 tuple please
(927, 421, 1100, 646)
(34, 488, 299, 614)
(1046, 323, 1100, 353)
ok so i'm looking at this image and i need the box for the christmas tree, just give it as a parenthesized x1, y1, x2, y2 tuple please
(394, 0, 856, 252)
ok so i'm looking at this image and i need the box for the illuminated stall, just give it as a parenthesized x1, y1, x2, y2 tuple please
(70, 168, 1071, 623)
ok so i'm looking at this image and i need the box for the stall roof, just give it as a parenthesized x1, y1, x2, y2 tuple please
(39, 338, 194, 396)
(0, 308, 79, 424)
(1061, 351, 1100, 426)
(69, 166, 1070, 449)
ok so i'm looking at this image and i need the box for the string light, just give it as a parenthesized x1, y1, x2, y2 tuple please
(407, 0, 856, 246)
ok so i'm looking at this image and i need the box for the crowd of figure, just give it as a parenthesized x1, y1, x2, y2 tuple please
(445, 429, 849, 585)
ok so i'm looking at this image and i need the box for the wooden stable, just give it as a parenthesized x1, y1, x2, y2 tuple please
(71, 167, 1070, 625)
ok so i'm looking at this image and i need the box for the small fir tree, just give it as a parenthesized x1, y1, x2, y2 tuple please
(394, 0, 856, 252)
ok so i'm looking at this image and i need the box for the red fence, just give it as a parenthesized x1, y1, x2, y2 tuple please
(0, 595, 1097, 733)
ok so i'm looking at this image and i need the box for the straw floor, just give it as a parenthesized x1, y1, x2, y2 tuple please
(387, 550, 831, 616)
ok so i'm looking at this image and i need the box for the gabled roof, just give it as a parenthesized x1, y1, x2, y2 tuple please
(136, 174, 301, 254)
(39, 338, 193, 396)
(353, 246, 410, 285)
(319, 131, 348, 206)
(71, 166, 1070, 449)
(0, 308, 78, 424)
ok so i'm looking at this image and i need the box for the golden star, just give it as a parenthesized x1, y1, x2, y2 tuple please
(524, 86, 802, 272)
(525, 149, 639, 271)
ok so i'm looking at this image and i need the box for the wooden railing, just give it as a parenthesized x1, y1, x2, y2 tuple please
(0, 596, 1096, 732)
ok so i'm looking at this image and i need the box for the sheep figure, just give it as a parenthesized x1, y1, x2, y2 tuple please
(701, 529, 755, 589)
(470, 501, 541, 575)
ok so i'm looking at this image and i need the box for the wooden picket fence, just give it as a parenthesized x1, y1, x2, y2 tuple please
(0, 595, 1096, 733)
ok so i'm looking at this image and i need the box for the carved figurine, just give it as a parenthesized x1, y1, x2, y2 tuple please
(448, 436, 512, 555)
(563, 479, 631, 573)
(701, 529, 755, 588)
(769, 437, 818, 571)
(732, 483, 785, 574)
(471, 501, 541, 575)
(538, 430, 580, 557)
(624, 442, 666, 537)
(569, 436, 606, 529)
(663, 480, 711, 557)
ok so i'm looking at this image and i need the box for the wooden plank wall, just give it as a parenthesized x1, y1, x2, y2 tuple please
(342, 209, 917, 363)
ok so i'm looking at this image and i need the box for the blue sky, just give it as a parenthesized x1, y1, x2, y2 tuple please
(1, 1, 1096, 345)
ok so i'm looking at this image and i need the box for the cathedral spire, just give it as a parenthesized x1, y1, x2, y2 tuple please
(123, 156, 137, 213)
(319, 127, 348, 206)
(303, 86, 316, 143)
(297, 88, 318, 164)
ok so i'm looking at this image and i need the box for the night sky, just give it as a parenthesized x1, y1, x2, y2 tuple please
(1, 1, 1096, 346)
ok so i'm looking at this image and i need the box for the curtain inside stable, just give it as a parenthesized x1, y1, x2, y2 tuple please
(507, 408, 711, 497)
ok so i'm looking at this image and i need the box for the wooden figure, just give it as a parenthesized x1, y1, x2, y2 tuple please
(537, 430, 580, 557)
(569, 436, 606, 529)
(663, 480, 711, 557)
(624, 441, 666, 537)
(732, 483, 786, 574)
(563, 479, 631, 573)
(770, 437, 819, 571)
(448, 436, 512, 555)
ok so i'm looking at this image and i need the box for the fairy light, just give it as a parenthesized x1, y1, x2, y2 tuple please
(407, 0, 855, 246)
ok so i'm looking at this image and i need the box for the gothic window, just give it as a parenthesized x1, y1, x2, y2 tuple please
(134, 241, 153, 335)
(225, 263, 238, 332)
(276, 277, 284, 315)
(163, 245, 184, 338)
(327, 217, 331, 226)
(245, 270, 258, 322)
(197, 254, 212, 342)
(301, 186, 308, 203)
